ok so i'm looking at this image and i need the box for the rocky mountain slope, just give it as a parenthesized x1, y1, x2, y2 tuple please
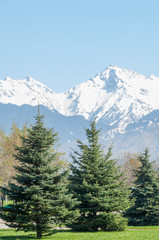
(0, 66, 159, 160)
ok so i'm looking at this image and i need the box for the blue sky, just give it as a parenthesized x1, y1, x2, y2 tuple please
(0, 0, 159, 92)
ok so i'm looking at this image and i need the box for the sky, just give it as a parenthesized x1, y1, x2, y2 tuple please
(0, 0, 159, 92)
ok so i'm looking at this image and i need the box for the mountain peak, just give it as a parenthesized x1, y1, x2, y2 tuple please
(0, 75, 56, 108)
(94, 65, 155, 92)
(92, 65, 131, 92)
(102, 65, 134, 78)
(1, 66, 159, 127)
(1, 66, 159, 160)
(5, 76, 12, 81)
(107, 65, 122, 71)
(25, 75, 33, 81)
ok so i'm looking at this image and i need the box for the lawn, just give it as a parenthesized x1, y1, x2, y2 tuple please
(0, 227, 159, 240)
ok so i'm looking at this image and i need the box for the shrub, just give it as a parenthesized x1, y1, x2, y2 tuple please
(97, 212, 128, 231)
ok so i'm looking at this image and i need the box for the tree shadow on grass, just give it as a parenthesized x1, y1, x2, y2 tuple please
(0, 229, 58, 239)
(0, 229, 88, 239)
(0, 232, 37, 240)
(0, 236, 37, 240)
(0, 238, 35, 240)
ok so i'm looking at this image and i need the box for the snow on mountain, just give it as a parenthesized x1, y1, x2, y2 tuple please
(0, 76, 60, 111)
(1, 66, 159, 159)
(1, 66, 159, 138)
(55, 65, 159, 136)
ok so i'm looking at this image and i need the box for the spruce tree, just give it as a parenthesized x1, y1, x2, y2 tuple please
(0, 112, 77, 238)
(68, 120, 129, 231)
(126, 148, 159, 226)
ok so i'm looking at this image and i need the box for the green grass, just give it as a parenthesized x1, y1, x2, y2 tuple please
(0, 227, 159, 240)
(127, 226, 159, 229)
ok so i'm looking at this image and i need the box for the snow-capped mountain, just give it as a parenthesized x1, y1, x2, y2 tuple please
(0, 76, 57, 110)
(1, 66, 159, 160)
(1, 66, 159, 133)
(58, 65, 159, 136)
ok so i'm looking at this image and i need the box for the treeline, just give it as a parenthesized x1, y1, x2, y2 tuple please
(0, 112, 159, 238)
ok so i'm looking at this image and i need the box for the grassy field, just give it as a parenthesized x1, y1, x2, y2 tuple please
(0, 227, 159, 240)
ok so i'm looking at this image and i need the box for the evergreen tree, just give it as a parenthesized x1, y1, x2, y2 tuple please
(126, 148, 159, 226)
(68, 120, 129, 231)
(0, 112, 77, 238)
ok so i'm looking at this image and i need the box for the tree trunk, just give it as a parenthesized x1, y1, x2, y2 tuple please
(36, 223, 42, 239)
(5, 195, 7, 205)
(37, 231, 42, 239)
(1, 194, 5, 207)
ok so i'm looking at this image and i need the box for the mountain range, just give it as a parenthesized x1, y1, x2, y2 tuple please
(0, 65, 159, 161)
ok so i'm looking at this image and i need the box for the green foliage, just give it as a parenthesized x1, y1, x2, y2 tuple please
(0, 112, 78, 238)
(68, 120, 129, 231)
(97, 212, 128, 231)
(126, 148, 159, 226)
(70, 212, 127, 232)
